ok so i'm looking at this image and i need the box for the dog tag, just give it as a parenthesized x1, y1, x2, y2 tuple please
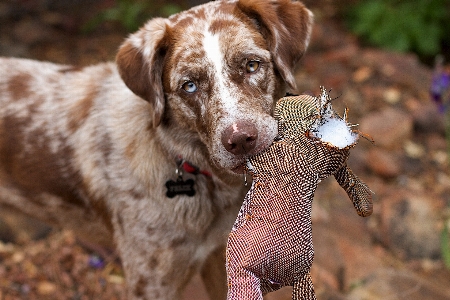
(165, 177, 196, 198)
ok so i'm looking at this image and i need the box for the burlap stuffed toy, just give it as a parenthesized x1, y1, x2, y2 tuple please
(226, 87, 373, 300)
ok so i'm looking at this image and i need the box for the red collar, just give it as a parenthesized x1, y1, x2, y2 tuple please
(177, 157, 212, 178)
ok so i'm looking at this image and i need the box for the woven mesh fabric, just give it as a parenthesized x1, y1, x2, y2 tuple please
(333, 166, 373, 217)
(226, 90, 373, 300)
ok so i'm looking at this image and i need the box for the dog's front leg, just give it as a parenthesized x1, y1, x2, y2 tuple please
(200, 246, 228, 300)
(113, 216, 196, 300)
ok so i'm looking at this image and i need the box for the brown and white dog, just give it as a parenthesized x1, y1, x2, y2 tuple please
(0, 0, 313, 299)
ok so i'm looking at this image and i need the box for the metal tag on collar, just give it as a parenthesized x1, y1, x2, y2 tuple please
(165, 160, 196, 198)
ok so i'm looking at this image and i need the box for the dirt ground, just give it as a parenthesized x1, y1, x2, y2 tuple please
(1, 1, 450, 299)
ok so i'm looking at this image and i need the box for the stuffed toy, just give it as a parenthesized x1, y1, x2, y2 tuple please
(226, 87, 373, 300)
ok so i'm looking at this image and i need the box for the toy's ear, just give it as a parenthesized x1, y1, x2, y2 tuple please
(116, 18, 169, 128)
(237, 0, 314, 92)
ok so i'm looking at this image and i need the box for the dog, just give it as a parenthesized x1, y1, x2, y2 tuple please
(0, 0, 313, 299)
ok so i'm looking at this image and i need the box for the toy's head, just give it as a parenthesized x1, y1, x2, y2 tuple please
(276, 87, 359, 149)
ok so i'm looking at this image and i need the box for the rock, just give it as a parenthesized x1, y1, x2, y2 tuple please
(347, 147, 367, 175)
(377, 190, 442, 260)
(37, 281, 57, 295)
(352, 66, 372, 83)
(403, 140, 425, 159)
(0, 2, 9, 19)
(0, 218, 14, 243)
(410, 102, 446, 135)
(359, 50, 432, 98)
(432, 151, 449, 168)
(0, 210, 52, 244)
(359, 107, 413, 149)
(348, 268, 450, 300)
(0, 41, 29, 57)
(402, 156, 425, 176)
(365, 148, 402, 178)
(383, 87, 401, 104)
(13, 18, 53, 44)
(427, 133, 448, 151)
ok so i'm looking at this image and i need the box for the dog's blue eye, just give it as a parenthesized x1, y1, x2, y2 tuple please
(182, 81, 197, 93)
(246, 60, 260, 73)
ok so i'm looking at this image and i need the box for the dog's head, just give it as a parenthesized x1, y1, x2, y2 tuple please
(116, 0, 313, 173)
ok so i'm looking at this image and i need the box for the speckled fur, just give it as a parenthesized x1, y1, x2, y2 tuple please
(0, 1, 313, 299)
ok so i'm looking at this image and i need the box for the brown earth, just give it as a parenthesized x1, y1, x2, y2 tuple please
(0, 1, 449, 299)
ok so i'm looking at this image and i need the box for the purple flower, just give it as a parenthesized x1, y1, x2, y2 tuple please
(88, 254, 105, 269)
(431, 57, 450, 113)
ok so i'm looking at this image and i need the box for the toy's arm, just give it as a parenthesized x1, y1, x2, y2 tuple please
(292, 273, 316, 300)
(334, 165, 373, 217)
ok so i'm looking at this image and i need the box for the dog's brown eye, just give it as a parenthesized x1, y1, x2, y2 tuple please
(182, 81, 197, 93)
(246, 61, 260, 73)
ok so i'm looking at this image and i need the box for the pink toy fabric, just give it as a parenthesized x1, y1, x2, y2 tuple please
(226, 88, 373, 300)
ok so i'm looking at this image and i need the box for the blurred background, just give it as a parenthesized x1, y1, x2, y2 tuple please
(0, 0, 449, 299)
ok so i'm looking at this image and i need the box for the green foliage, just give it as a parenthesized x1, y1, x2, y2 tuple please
(84, 0, 182, 33)
(346, 0, 450, 56)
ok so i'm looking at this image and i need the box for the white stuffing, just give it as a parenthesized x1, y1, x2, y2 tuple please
(310, 86, 359, 149)
(311, 117, 358, 149)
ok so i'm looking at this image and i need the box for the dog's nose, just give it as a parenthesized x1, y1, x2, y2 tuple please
(221, 121, 258, 155)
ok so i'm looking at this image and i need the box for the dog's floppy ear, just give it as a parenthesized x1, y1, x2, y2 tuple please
(116, 18, 168, 128)
(237, 0, 314, 92)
